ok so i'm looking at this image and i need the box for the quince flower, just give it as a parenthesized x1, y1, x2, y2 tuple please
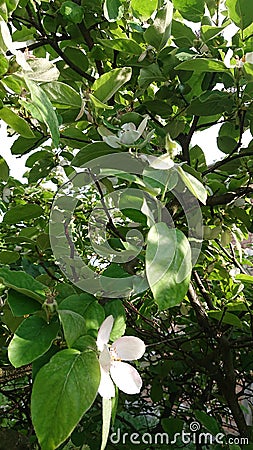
(101, 116, 151, 148)
(96, 315, 145, 399)
(224, 49, 253, 69)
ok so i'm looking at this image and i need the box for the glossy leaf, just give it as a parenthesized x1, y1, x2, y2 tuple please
(72, 142, 120, 166)
(226, 0, 253, 30)
(0, 107, 35, 138)
(0, 268, 45, 302)
(131, 0, 158, 20)
(175, 58, 229, 72)
(31, 349, 100, 450)
(25, 78, 60, 148)
(103, 0, 123, 21)
(144, 0, 173, 51)
(177, 166, 207, 204)
(58, 309, 86, 347)
(42, 81, 81, 108)
(4, 203, 43, 224)
(93, 67, 132, 102)
(173, 0, 205, 22)
(8, 316, 59, 367)
(146, 223, 192, 309)
(7, 290, 41, 316)
(0, 156, 9, 181)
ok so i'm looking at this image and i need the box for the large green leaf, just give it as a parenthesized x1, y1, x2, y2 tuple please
(144, 0, 173, 51)
(146, 223, 192, 309)
(42, 81, 82, 109)
(7, 290, 42, 316)
(93, 67, 132, 102)
(195, 410, 220, 435)
(25, 78, 60, 148)
(22, 58, 59, 82)
(103, 0, 123, 21)
(0, 268, 46, 301)
(0, 0, 20, 20)
(0, 250, 19, 264)
(31, 349, 100, 450)
(11, 132, 46, 155)
(72, 142, 120, 166)
(138, 63, 165, 88)
(175, 58, 229, 72)
(131, 0, 158, 20)
(60, 1, 84, 23)
(0, 156, 9, 181)
(58, 310, 86, 347)
(173, 0, 205, 22)
(8, 316, 59, 367)
(0, 107, 34, 138)
(99, 38, 142, 55)
(177, 166, 207, 204)
(187, 91, 234, 116)
(58, 293, 105, 333)
(226, 0, 253, 30)
(4, 203, 43, 224)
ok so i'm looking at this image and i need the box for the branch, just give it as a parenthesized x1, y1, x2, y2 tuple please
(207, 186, 253, 206)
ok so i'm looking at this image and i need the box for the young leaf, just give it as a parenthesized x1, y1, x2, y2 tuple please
(177, 166, 207, 204)
(93, 67, 132, 103)
(0, 107, 35, 138)
(58, 310, 86, 347)
(144, 0, 173, 51)
(146, 223, 192, 309)
(25, 78, 60, 148)
(175, 58, 229, 73)
(31, 349, 100, 450)
(131, 0, 158, 20)
(0, 268, 46, 302)
(0, 156, 9, 181)
(8, 316, 59, 367)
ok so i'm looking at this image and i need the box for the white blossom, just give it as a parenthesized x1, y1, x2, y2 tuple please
(96, 315, 145, 399)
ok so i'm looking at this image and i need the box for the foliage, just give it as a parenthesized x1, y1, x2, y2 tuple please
(0, 0, 253, 449)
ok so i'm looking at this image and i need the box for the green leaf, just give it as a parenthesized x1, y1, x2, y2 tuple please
(25, 78, 60, 148)
(60, 1, 84, 23)
(8, 290, 41, 316)
(177, 166, 207, 204)
(104, 299, 126, 341)
(0, 52, 9, 76)
(175, 58, 229, 72)
(172, 20, 196, 47)
(31, 349, 100, 450)
(146, 223, 192, 309)
(0, 156, 9, 181)
(72, 142, 121, 166)
(138, 63, 165, 88)
(0, 250, 19, 264)
(187, 91, 234, 116)
(101, 398, 112, 450)
(173, 0, 205, 22)
(58, 293, 105, 333)
(8, 316, 59, 367)
(235, 274, 253, 283)
(99, 38, 142, 55)
(0, 0, 20, 19)
(144, 0, 173, 51)
(103, 0, 123, 21)
(42, 81, 81, 109)
(4, 203, 43, 224)
(58, 309, 86, 347)
(226, 0, 253, 30)
(11, 133, 46, 156)
(0, 107, 35, 138)
(0, 268, 46, 301)
(217, 136, 237, 154)
(89, 94, 114, 110)
(208, 311, 243, 328)
(93, 67, 132, 103)
(195, 410, 220, 435)
(63, 46, 89, 73)
(131, 0, 158, 20)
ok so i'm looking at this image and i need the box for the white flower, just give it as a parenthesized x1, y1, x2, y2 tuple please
(224, 49, 253, 69)
(102, 117, 149, 148)
(96, 315, 145, 399)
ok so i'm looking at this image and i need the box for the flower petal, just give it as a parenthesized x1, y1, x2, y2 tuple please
(246, 52, 253, 64)
(97, 315, 114, 351)
(98, 366, 115, 399)
(112, 336, 145, 360)
(137, 116, 148, 137)
(99, 345, 111, 371)
(110, 361, 142, 394)
(103, 135, 121, 148)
